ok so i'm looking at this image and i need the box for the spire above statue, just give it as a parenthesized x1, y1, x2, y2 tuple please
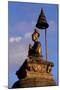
(36, 8, 49, 29)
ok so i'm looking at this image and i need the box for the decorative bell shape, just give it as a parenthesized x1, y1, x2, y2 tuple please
(36, 8, 49, 29)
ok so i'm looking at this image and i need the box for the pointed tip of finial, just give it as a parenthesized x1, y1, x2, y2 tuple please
(41, 8, 43, 10)
(40, 8, 44, 15)
(41, 8, 44, 11)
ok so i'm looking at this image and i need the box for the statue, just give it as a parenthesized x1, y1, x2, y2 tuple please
(28, 29, 42, 58)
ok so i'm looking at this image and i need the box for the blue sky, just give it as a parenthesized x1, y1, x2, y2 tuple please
(8, 2, 58, 88)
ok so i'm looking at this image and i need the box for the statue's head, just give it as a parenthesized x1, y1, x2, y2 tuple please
(32, 29, 40, 42)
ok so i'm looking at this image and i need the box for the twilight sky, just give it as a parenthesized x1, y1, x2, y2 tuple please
(8, 2, 58, 88)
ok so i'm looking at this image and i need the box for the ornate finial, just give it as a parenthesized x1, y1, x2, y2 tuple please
(36, 8, 49, 29)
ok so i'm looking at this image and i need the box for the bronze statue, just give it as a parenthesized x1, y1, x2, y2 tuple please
(28, 29, 42, 58)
